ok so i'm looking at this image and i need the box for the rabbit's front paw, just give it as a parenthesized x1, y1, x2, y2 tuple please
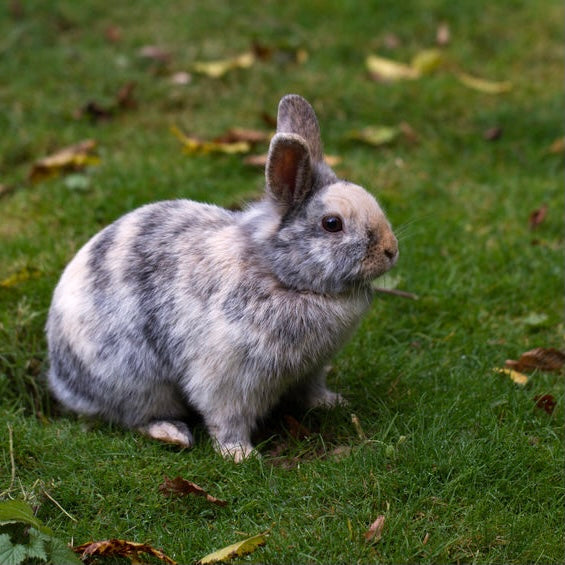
(140, 420, 194, 448)
(307, 389, 349, 409)
(216, 441, 259, 463)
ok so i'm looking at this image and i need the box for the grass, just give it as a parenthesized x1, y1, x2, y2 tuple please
(0, 0, 563, 563)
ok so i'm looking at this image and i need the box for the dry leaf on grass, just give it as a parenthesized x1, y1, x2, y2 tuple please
(192, 52, 255, 78)
(364, 515, 385, 543)
(73, 539, 176, 565)
(548, 137, 565, 154)
(410, 48, 444, 75)
(159, 476, 227, 507)
(529, 204, 548, 230)
(0, 267, 41, 288)
(494, 367, 529, 386)
(455, 72, 512, 94)
(534, 394, 557, 415)
(436, 23, 450, 46)
(366, 54, 420, 81)
(138, 45, 172, 63)
(171, 125, 250, 155)
(213, 128, 271, 144)
(505, 347, 565, 374)
(196, 533, 267, 565)
(29, 140, 99, 183)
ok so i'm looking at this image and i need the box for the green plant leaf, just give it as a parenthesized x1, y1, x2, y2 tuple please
(27, 529, 48, 562)
(0, 534, 27, 565)
(47, 536, 83, 565)
(0, 500, 53, 536)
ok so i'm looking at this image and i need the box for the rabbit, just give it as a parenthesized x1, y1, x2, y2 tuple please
(46, 94, 398, 462)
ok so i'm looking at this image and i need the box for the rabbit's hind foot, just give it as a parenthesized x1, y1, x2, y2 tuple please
(140, 420, 194, 448)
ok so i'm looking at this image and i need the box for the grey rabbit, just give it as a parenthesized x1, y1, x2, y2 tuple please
(46, 94, 399, 461)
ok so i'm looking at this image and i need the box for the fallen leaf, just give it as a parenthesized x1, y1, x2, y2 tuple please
(349, 125, 400, 146)
(494, 367, 529, 386)
(505, 347, 565, 374)
(410, 48, 444, 75)
(138, 45, 171, 63)
(364, 515, 385, 543)
(243, 154, 268, 167)
(116, 81, 137, 110)
(251, 41, 308, 65)
(171, 125, 250, 155)
(423, 532, 430, 545)
(159, 476, 227, 507)
(548, 137, 565, 154)
(521, 312, 549, 328)
(0, 267, 41, 288)
(104, 25, 121, 43)
(283, 415, 311, 440)
(192, 52, 255, 78)
(74, 539, 176, 564)
(456, 72, 512, 94)
(170, 71, 192, 85)
(436, 23, 450, 46)
(529, 204, 548, 230)
(196, 533, 267, 565)
(0, 184, 15, 197)
(366, 54, 420, 81)
(484, 126, 503, 141)
(534, 394, 557, 415)
(382, 32, 401, 49)
(29, 140, 99, 183)
(214, 128, 271, 144)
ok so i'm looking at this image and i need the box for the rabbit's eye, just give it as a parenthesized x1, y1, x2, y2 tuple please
(322, 215, 343, 233)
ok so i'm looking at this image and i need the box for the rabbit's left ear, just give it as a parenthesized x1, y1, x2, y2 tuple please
(266, 133, 312, 210)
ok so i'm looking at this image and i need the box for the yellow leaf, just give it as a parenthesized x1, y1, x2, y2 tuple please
(548, 137, 565, 154)
(349, 125, 400, 146)
(192, 52, 255, 78)
(493, 367, 529, 386)
(29, 140, 99, 183)
(456, 72, 512, 94)
(171, 126, 250, 155)
(0, 267, 41, 288)
(366, 54, 420, 81)
(411, 48, 444, 75)
(197, 534, 267, 565)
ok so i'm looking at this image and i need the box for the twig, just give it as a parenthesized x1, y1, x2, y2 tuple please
(373, 287, 419, 300)
(43, 489, 78, 522)
(0, 424, 16, 497)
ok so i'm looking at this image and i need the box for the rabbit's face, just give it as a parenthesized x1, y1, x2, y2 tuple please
(268, 182, 398, 295)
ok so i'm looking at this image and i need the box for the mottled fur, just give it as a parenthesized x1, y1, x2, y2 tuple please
(46, 95, 398, 461)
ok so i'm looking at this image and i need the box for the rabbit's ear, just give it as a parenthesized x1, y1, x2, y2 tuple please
(266, 133, 312, 210)
(276, 95, 323, 163)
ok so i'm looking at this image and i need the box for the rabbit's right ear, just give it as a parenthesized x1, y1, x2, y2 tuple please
(266, 133, 312, 211)
(276, 94, 323, 162)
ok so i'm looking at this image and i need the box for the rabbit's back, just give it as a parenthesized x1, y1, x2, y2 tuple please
(46, 200, 237, 425)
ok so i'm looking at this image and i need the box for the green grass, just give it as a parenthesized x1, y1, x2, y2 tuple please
(1, 1, 563, 563)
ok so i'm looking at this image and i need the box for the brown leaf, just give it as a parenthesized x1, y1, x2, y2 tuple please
(283, 414, 311, 440)
(548, 137, 565, 154)
(214, 128, 271, 145)
(484, 126, 503, 141)
(436, 22, 451, 46)
(364, 515, 385, 543)
(505, 347, 565, 374)
(529, 204, 548, 230)
(138, 45, 171, 63)
(116, 81, 137, 110)
(534, 394, 557, 415)
(73, 539, 177, 565)
(104, 25, 122, 43)
(29, 139, 99, 183)
(159, 476, 227, 507)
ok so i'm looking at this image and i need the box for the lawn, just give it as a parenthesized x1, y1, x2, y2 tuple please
(0, 1, 563, 563)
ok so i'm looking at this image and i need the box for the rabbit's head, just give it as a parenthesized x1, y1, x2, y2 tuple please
(255, 95, 398, 295)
